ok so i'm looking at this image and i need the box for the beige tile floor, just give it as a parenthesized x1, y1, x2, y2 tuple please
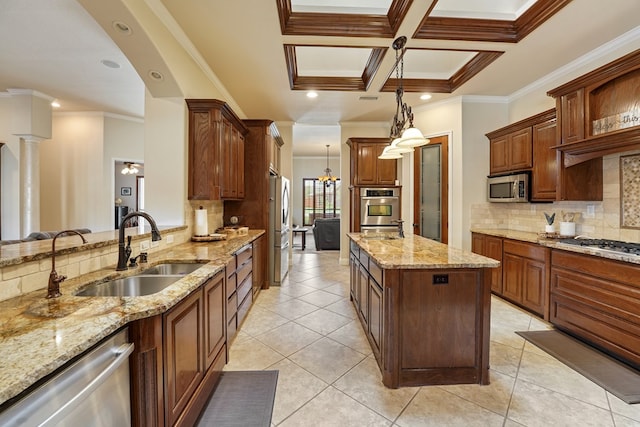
(225, 238, 640, 426)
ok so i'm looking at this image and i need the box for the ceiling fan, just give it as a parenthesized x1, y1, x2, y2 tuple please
(121, 161, 142, 175)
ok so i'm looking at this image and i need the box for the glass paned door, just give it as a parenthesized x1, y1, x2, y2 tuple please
(303, 179, 341, 226)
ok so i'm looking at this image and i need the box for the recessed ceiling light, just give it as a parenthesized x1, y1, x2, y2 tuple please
(51, 101, 60, 108)
(307, 91, 318, 98)
(148, 70, 164, 81)
(112, 21, 132, 35)
(101, 59, 121, 69)
(420, 93, 432, 101)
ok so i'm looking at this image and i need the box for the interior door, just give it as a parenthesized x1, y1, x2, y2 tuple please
(413, 135, 448, 243)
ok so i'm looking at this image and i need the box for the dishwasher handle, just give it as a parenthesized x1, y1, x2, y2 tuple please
(42, 343, 134, 426)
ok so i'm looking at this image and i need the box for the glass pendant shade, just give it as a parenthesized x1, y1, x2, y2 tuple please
(378, 145, 403, 159)
(386, 138, 413, 154)
(395, 127, 430, 148)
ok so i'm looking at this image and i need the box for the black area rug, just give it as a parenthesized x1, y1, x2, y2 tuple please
(517, 330, 640, 404)
(196, 370, 278, 427)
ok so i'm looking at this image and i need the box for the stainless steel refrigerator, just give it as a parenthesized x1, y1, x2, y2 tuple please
(269, 175, 290, 285)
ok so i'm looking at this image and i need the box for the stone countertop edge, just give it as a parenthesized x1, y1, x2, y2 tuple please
(0, 225, 189, 268)
(0, 230, 264, 406)
(348, 233, 500, 269)
(471, 228, 640, 266)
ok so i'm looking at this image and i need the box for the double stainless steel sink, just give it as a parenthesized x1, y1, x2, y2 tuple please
(76, 263, 206, 297)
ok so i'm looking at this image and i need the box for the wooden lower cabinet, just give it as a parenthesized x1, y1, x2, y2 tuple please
(502, 239, 549, 318)
(204, 272, 226, 369)
(550, 250, 640, 367)
(471, 232, 503, 293)
(226, 244, 254, 344)
(129, 271, 227, 427)
(164, 290, 204, 426)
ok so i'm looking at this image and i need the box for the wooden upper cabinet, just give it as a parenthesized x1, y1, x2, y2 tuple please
(531, 115, 558, 201)
(488, 127, 532, 175)
(548, 49, 640, 165)
(347, 138, 397, 186)
(559, 89, 584, 144)
(186, 99, 248, 200)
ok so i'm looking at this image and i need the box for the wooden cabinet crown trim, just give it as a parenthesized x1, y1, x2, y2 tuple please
(186, 99, 249, 135)
(485, 108, 555, 139)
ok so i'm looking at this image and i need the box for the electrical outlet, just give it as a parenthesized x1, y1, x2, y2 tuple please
(151, 241, 159, 248)
(140, 240, 150, 251)
(586, 205, 596, 218)
(433, 274, 449, 285)
(166, 234, 174, 244)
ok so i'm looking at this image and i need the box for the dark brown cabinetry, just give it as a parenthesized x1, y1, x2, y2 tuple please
(225, 120, 283, 288)
(531, 117, 558, 201)
(489, 127, 532, 175)
(226, 244, 253, 343)
(350, 243, 383, 363)
(252, 234, 266, 297)
(502, 239, 549, 318)
(486, 108, 599, 201)
(550, 250, 640, 367)
(347, 138, 397, 186)
(471, 232, 503, 294)
(472, 233, 548, 319)
(129, 270, 227, 427)
(349, 238, 490, 387)
(164, 290, 203, 427)
(204, 272, 225, 369)
(186, 99, 248, 201)
(548, 49, 640, 167)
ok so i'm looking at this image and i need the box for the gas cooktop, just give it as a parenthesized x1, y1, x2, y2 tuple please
(558, 238, 640, 256)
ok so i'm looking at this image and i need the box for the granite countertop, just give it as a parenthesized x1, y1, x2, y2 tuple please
(471, 228, 640, 265)
(0, 230, 263, 406)
(348, 233, 500, 269)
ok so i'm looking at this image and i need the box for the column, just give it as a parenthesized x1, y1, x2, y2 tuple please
(20, 136, 44, 237)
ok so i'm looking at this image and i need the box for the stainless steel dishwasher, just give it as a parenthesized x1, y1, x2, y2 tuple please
(0, 327, 134, 426)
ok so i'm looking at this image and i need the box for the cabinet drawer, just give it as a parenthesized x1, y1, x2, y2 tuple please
(369, 260, 383, 286)
(350, 241, 359, 257)
(227, 292, 237, 319)
(504, 239, 548, 261)
(236, 245, 253, 266)
(226, 258, 236, 278)
(236, 261, 252, 288)
(227, 314, 237, 339)
(226, 273, 236, 299)
(359, 250, 369, 269)
(237, 273, 253, 304)
(237, 291, 252, 326)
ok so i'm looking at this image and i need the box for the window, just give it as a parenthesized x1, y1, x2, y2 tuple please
(302, 178, 341, 226)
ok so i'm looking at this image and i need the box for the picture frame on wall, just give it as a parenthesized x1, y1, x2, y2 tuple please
(121, 187, 132, 196)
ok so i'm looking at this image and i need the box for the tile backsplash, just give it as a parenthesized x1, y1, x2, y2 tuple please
(471, 151, 640, 243)
(620, 153, 640, 229)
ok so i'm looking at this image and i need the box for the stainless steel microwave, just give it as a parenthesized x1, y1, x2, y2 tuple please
(487, 172, 529, 202)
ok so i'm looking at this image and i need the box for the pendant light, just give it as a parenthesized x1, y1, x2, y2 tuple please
(318, 145, 338, 186)
(379, 36, 429, 159)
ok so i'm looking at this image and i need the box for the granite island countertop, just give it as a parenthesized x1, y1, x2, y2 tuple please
(0, 230, 263, 406)
(471, 228, 640, 265)
(348, 233, 500, 269)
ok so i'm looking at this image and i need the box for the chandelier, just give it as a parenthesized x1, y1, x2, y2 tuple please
(121, 161, 141, 175)
(379, 36, 429, 160)
(318, 144, 338, 186)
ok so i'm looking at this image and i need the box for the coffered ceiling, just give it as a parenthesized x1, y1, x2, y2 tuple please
(1, 0, 639, 156)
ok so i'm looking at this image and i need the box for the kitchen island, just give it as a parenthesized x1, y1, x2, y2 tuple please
(348, 233, 500, 388)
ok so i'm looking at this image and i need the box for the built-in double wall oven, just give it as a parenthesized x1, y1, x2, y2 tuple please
(360, 187, 400, 232)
